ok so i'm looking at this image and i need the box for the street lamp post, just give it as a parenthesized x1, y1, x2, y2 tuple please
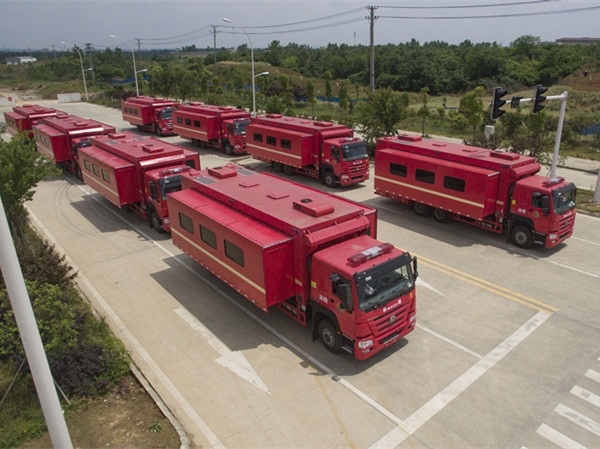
(222, 18, 257, 116)
(109, 34, 139, 96)
(60, 41, 88, 100)
(253, 71, 269, 115)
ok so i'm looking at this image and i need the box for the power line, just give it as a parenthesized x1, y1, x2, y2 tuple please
(380, 0, 554, 9)
(379, 4, 600, 20)
(243, 7, 365, 29)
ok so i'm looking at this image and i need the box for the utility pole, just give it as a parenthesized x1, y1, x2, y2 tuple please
(366, 6, 378, 93)
(85, 43, 95, 81)
(211, 25, 218, 77)
(0, 195, 73, 449)
(135, 38, 142, 67)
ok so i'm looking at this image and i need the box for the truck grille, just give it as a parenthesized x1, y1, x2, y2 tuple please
(349, 162, 367, 174)
(368, 302, 410, 339)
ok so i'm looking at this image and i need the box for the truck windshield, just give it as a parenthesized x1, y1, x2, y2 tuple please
(553, 184, 577, 215)
(160, 107, 175, 120)
(158, 175, 182, 200)
(354, 254, 414, 312)
(233, 119, 250, 136)
(341, 141, 368, 162)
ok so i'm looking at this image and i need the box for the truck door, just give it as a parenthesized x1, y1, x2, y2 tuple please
(328, 272, 356, 337)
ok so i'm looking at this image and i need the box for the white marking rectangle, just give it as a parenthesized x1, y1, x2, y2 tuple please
(537, 423, 587, 449)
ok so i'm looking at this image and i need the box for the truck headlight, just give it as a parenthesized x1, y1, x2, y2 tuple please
(410, 315, 416, 323)
(358, 339, 373, 349)
(549, 234, 557, 239)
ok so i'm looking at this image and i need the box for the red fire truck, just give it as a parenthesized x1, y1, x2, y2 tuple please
(172, 103, 251, 155)
(78, 132, 200, 232)
(4, 104, 64, 137)
(246, 114, 370, 187)
(167, 164, 417, 359)
(33, 114, 116, 178)
(121, 96, 178, 136)
(375, 135, 577, 248)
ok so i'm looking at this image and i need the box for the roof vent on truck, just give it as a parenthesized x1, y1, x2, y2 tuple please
(394, 134, 422, 142)
(142, 144, 164, 153)
(207, 166, 238, 179)
(293, 198, 335, 217)
(490, 151, 519, 161)
(107, 133, 127, 139)
(314, 121, 333, 127)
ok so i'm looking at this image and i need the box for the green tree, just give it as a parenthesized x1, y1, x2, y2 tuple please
(338, 80, 350, 112)
(356, 88, 408, 148)
(173, 67, 197, 102)
(305, 79, 317, 117)
(459, 86, 485, 139)
(0, 132, 59, 235)
(323, 71, 333, 107)
(265, 40, 283, 66)
(149, 63, 175, 98)
(417, 87, 431, 136)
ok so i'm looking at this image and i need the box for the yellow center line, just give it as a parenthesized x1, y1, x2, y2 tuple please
(402, 249, 558, 314)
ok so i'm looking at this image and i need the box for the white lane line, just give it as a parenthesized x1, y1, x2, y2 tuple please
(417, 324, 483, 360)
(549, 261, 599, 278)
(587, 369, 600, 383)
(370, 311, 551, 447)
(573, 237, 600, 247)
(555, 403, 600, 437)
(536, 423, 587, 449)
(571, 385, 600, 408)
(26, 207, 226, 449)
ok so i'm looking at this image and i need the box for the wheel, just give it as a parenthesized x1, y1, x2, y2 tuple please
(149, 210, 165, 233)
(433, 208, 451, 223)
(155, 125, 162, 137)
(318, 319, 342, 354)
(192, 138, 199, 146)
(272, 161, 283, 172)
(283, 165, 295, 175)
(323, 171, 336, 188)
(511, 225, 532, 248)
(413, 202, 432, 217)
(75, 165, 82, 181)
(225, 145, 234, 156)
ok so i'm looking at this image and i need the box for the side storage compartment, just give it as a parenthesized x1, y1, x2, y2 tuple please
(168, 189, 295, 312)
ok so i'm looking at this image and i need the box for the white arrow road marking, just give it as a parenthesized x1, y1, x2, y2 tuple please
(417, 278, 444, 296)
(175, 307, 271, 394)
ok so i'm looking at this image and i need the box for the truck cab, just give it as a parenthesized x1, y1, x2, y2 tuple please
(145, 166, 193, 232)
(70, 137, 93, 179)
(223, 117, 251, 154)
(509, 175, 576, 248)
(155, 106, 176, 136)
(311, 235, 417, 359)
(321, 137, 370, 187)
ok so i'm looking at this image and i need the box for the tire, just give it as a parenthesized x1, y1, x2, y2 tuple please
(155, 125, 162, 137)
(318, 319, 342, 354)
(323, 171, 336, 188)
(75, 165, 82, 181)
(433, 208, 451, 223)
(283, 165, 295, 175)
(413, 202, 432, 217)
(272, 161, 283, 172)
(149, 209, 165, 233)
(225, 145, 234, 156)
(511, 225, 532, 248)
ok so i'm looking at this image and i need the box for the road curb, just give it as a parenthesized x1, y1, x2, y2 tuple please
(25, 203, 191, 449)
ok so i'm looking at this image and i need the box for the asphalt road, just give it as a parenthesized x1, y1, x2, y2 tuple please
(2, 99, 600, 449)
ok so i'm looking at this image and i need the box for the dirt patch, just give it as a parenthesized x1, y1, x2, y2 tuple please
(20, 374, 181, 449)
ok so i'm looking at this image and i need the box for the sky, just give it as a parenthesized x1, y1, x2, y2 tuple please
(1, 0, 600, 51)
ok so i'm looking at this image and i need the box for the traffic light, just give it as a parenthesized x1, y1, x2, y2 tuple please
(532, 84, 548, 114)
(490, 87, 508, 120)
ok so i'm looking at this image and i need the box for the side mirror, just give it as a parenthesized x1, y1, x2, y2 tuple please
(412, 256, 418, 281)
(337, 282, 353, 311)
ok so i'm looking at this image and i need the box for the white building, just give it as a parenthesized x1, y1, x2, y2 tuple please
(6, 56, 37, 65)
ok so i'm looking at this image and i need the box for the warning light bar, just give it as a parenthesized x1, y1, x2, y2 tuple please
(159, 166, 191, 176)
(542, 177, 565, 187)
(347, 243, 394, 267)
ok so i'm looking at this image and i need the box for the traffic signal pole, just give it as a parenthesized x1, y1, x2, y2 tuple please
(516, 91, 569, 179)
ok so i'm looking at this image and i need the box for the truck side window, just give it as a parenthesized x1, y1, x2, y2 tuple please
(415, 169, 435, 185)
(185, 159, 196, 169)
(177, 117, 183, 124)
(149, 181, 159, 201)
(185, 118, 191, 126)
(225, 240, 244, 267)
(331, 147, 340, 161)
(83, 159, 91, 171)
(253, 133, 263, 143)
(281, 139, 291, 150)
(531, 192, 543, 208)
(194, 120, 200, 128)
(444, 176, 466, 192)
(179, 213, 194, 234)
(200, 225, 218, 249)
(227, 124, 233, 135)
(390, 163, 407, 177)
(266, 136, 276, 146)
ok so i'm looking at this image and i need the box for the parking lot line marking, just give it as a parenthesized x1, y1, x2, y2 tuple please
(571, 385, 600, 408)
(417, 324, 483, 359)
(415, 254, 558, 313)
(555, 404, 600, 437)
(549, 261, 599, 278)
(369, 311, 550, 448)
(536, 423, 587, 449)
(586, 369, 600, 384)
